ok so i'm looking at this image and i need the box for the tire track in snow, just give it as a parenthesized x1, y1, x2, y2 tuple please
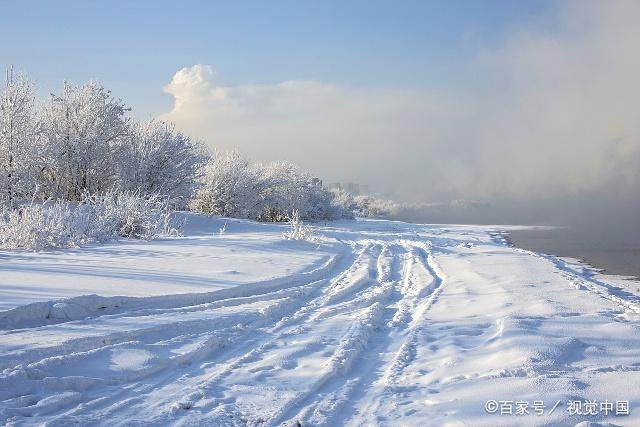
(71, 243, 381, 425)
(275, 243, 406, 427)
(147, 242, 388, 426)
(1, 294, 318, 422)
(267, 243, 397, 425)
(222, 244, 388, 422)
(349, 241, 447, 426)
(0, 251, 344, 331)
(388, 242, 437, 329)
(2, 233, 447, 427)
(0, 246, 362, 425)
(0, 250, 350, 372)
(385, 242, 446, 386)
(271, 302, 387, 426)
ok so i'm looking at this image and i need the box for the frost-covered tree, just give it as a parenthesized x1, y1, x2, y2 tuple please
(352, 194, 399, 218)
(192, 150, 263, 218)
(193, 153, 353, 222)
(121, 120, 207, 208)
(40, 81, 130, 200)
(258, 161, 328, 221)
(0, 69, 39, 207)
(0, 69, 381, 223)
(258, 161, 353, 221)
(258, 161, 300, 221)
(328, 187, 356, 213)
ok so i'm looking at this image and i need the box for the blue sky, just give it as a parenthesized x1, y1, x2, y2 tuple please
(0, 0, 556, 117)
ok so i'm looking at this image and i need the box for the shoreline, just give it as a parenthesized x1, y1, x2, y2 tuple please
(505, 228, 640, 283)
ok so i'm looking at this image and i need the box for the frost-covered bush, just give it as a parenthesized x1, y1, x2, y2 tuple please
(39, 81, 131, 201)
(326, 189, 397, 219)
(0, 191, 175, 250)
(191, 150, 263, 218)
(38, 82, 207, 206)
(193, 153, 353, 222)
(328, 188, 357, 217)
(120, 120, 207, 209)
(352, 195, 400, 218)
(0, 72, 206, 210)
(0, 70, 41, 207)
(258, 161, 315, 221)
(83, 190, 176, 240)
(258, 161, 345, 222)
(282, 210, 314, 241)
(0, 200, 83, 250)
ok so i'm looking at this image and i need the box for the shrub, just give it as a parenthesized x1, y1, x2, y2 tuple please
(119, 120, 207, 209)
(352, 194, 399, 218)
(0, 69, 40, 208)
(282, 210, 314, 241)
(39, 81, 130, 201)
(0, 200, 81, 250)
(83, 190, 176, 240)
(0, 190, 175, 250)
(191, 150, 263, 218)
(193, 152, 354, 222)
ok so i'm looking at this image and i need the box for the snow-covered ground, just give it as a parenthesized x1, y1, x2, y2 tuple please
(0, 214, 330, 312)
(1, 214, 640, 426)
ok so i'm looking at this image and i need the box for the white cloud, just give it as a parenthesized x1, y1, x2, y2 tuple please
(160, 64, 453, 199)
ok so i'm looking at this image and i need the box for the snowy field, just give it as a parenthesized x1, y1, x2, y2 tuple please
(0, 214, 329, 312)
(1, 214, 640, 426)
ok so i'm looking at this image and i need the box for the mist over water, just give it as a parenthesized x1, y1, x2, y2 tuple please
(394, 195, 640, 279)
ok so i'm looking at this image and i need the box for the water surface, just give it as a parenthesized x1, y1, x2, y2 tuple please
(507, 227, 640, 279)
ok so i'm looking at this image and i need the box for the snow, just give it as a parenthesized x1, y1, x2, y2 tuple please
(1, 214, 640, 426)
(0, 213, 329, 311)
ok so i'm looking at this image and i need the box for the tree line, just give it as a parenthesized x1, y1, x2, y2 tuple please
(0, 69, 396, 224)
